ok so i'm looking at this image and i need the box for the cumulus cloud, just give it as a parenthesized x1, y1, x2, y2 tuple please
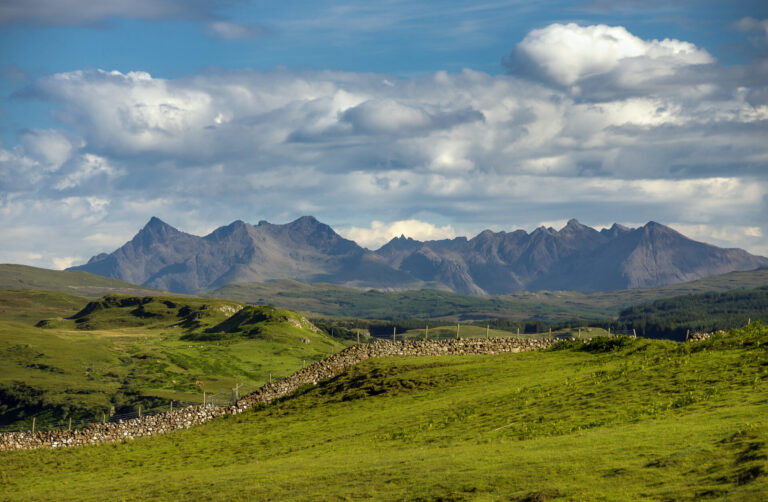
(0, 0, 234, 26)
(506, 23, 714, 96)
(339, 220, 457, 249)
(1, 23, 767, 266)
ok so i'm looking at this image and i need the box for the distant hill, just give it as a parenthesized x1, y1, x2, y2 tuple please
(209, 267, 768, 321)
(0, 264, 160, 297)
(69, 216, 768, 295)
(616, 286, 768, 339)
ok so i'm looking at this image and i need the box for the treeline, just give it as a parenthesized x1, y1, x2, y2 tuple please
(613, 286, 768, 340)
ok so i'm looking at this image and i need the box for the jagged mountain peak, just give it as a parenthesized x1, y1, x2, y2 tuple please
(70, 215, 768, 295)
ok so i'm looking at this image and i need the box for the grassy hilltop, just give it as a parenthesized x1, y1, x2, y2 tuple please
(0, 291, 343, 429)
(2, 324, 766, 500)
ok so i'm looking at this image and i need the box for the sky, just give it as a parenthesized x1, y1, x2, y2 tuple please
(1, 0, 767, 269)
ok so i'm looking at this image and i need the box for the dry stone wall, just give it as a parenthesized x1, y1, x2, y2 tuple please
(0, 336, 571, 452)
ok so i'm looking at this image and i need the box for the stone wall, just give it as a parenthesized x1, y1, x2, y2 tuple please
(0, 337, 555, 452)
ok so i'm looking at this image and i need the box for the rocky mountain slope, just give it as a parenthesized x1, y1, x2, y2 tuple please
(69, 217, 768, 295)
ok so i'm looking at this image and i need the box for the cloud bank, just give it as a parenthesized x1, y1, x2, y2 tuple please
(1, 23, 767, 268)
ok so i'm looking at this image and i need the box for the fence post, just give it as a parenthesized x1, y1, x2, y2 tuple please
(138, 405, 142, 418)
(549, 327, 552, 338)
(686, 330, 690, 341)
(356, 329, 360, 345)
(102, 412, 106, 424)
(68, 416, 72, 431)
(170, 401, 173, 413)
(608, 327, 611, 336)
(633, 328, 637, 338)
(578, 327, 581, 339)
(269, 372, 272, 384)
(517, 327, 520, 337)
(393, 326, 396, 343)
(302, 359, 305, 368)
(486, 325, 489, 339)
(32, 417, 35, 434)
(456, 323, 460, 340)
(203, 391, 206, 407)
(425, 325, 429, 341)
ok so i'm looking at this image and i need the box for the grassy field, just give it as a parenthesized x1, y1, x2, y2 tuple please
(0, 264, 160, 297)
(0, 292, 344, 429)
(208, 268, 768, 321)
(2, 324, 766, 500)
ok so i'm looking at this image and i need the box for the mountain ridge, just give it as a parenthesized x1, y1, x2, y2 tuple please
(69, 216, 768, 295)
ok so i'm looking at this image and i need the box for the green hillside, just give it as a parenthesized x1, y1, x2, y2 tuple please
(2, 324, 766, 500)
(0, 294, 344, 430)
(0, 264, 159, 297)
(616, 286, 768, 339)
(208, 268, 768, 321)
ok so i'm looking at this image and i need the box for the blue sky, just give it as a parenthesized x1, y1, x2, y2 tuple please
(1, 0, 767, 268)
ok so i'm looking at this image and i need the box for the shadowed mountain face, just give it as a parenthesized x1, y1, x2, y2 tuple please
(70, 217, 768, 295)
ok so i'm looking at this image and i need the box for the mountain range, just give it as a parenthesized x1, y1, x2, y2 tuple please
(69, 216, 768, 295)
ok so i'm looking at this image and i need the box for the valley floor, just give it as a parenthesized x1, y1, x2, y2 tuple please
(1, 326, 767, 501)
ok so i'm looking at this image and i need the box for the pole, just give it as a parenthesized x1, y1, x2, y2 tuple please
(456, 323, 460, 340)
(686, 330, 690, 341)
(425, 325, 428, 341)
(356, 329, 360, 345)
(633, 328, 636, 338)
(517, 327, 520, 336)
(549, 327, 552, 338)
(608, 327, 611, 336)
(303, 359, 305, 368)
(170, 401, 173, 413)
(68, 416, 72, 431)
(138, 405, 142, 418)
(203, 391, 206, 407)
(578, 327, 581, 339)
(102, 412, 105, 424)
(393, 326, 396, 343)
(486, 325, 489, 339)
(32, 417, 35, 434)
(269, 372, 272, 384)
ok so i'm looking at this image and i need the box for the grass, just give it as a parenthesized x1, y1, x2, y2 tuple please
(0, 293, 344, 429)
(1, 324, 766, 500)
(208, 268, 768, 322)
(0, 264, 160, 298)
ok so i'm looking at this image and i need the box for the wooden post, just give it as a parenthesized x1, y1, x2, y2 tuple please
(68, 416, 72, 431)
(102, 412, 106, 424)
(549, 327, 552, 338)
(393, 326, 396, 343)
(170, 401, 173, 413)
(425, 325, 428, 341)
(608, 327, 611, 336)
(632, 328, 637, 338)
(486, 324, 489, 339)
(356, 329, 360, 345)
(32, 417, 35, 434)
(203, 391, 206, 407)
(138, 405, 142, 418)
(517, 327, 520, 337)
(748, 318, 751, 325)
(456, 323, 460, 340)
(269, 372, 272, 384)
(302, 359, 305, 368)
(686, 330, 690, 341)
(578, 327, 581, 339)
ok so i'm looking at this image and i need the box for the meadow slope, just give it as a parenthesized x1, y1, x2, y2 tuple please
(1, 325, 766, 500)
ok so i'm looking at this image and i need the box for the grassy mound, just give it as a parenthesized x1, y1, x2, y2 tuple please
(0, 294, 344, 430)
(2, 324, 766, 500)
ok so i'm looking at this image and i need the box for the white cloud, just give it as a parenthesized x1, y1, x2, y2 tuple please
(736, 17, 768, 41)
(339, 220, 457, 249)
(205, 21, 264, 40)
(51, 256, 81, 270)
(508, 23, 713, 90)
